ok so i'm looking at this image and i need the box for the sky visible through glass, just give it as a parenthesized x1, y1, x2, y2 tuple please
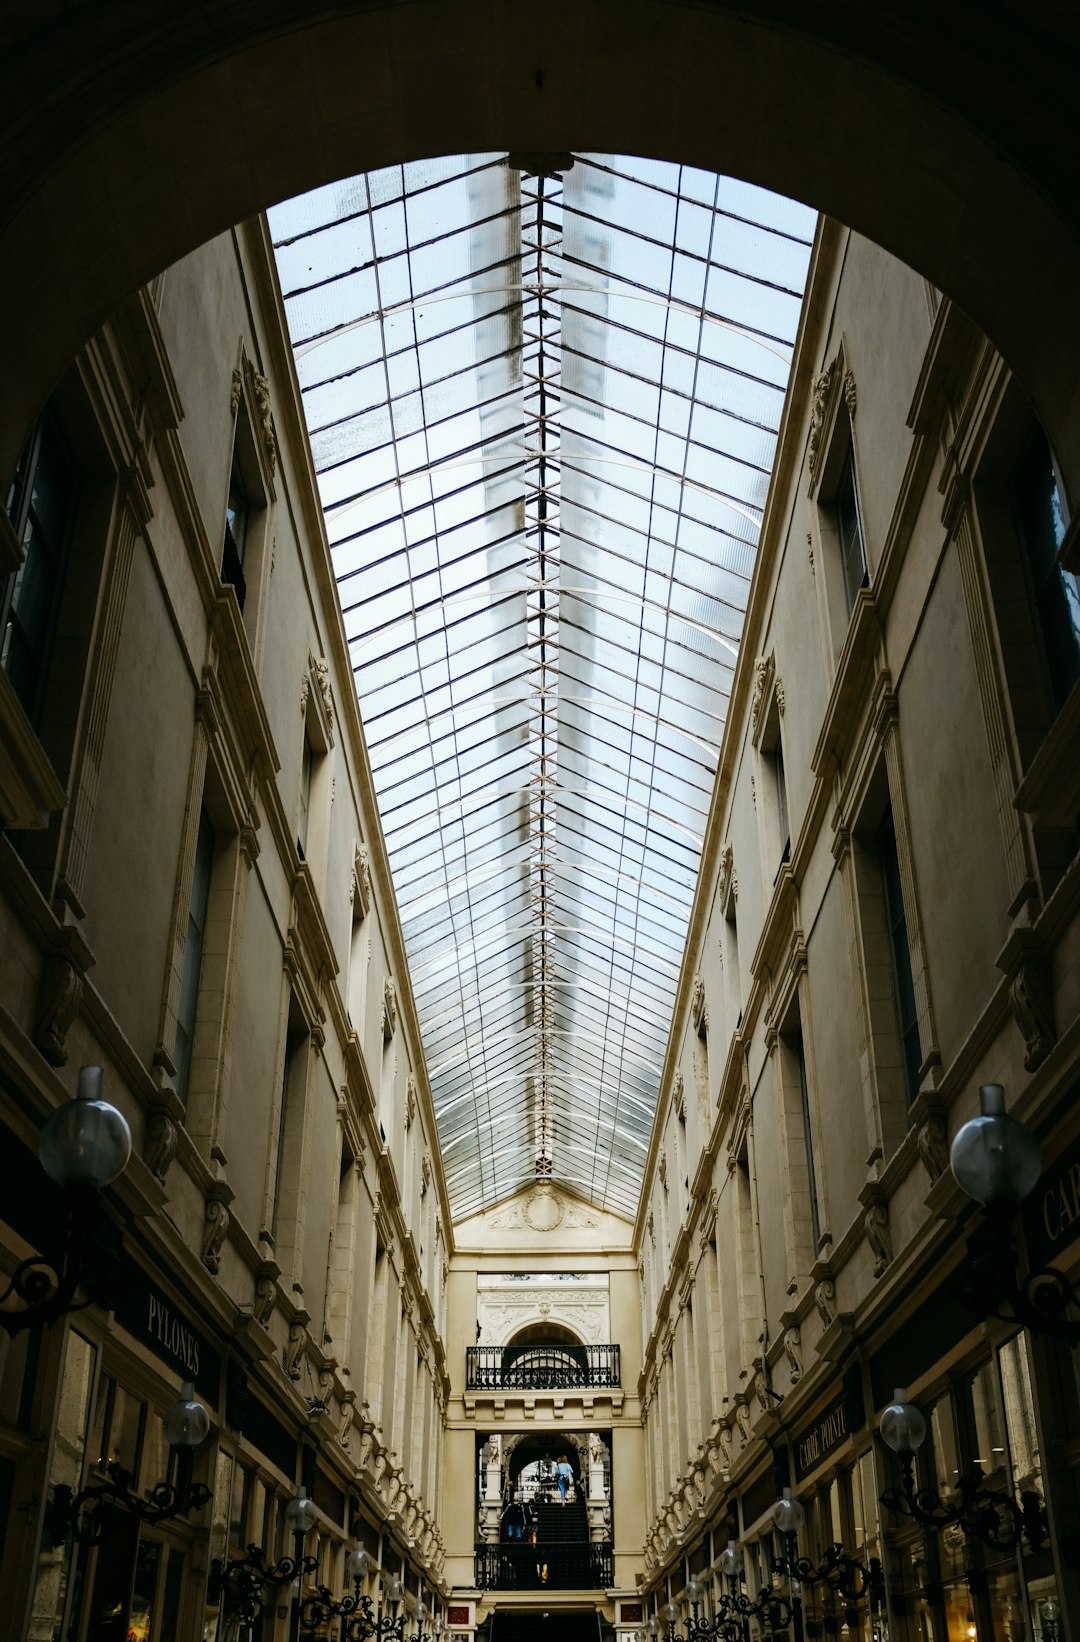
(269, 155, 815, 1222)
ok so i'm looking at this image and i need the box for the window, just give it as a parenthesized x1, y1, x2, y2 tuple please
(221, 455, 249, 611)
(2, 416, 76, 721)
(222, 369, 276, 647)
(298, 736, 313, 859)
(272, 1023, 307, 1238)
(877, 806, 921, 1103)
(835, 446, 868, 616)
(790, 1026, 821, 1251)
(297, 657, 334, 876)
(1014, 426, 1078, 710)
(174, 807, 216, 1104)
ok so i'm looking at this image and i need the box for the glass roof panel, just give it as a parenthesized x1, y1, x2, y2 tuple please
(269, 154, 814, 1224)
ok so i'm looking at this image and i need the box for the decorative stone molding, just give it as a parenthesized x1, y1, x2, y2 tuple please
(251, 370, 278, 475)
(751, 656, 771, 731)
(780, 1313, 802, 1381)
(145, 1111, 179, 1184)
(230, 366, 243, 415)
(807, 350, 857, 493)
(405, 1073, 417, 1129)
(352, 841, 371, 918)
(285, 1318, 308, 1380)
(658, 1148, 668, 1191)
(420, 1152, 431, 1197)
(313, 656, 334, 732)
(34, 923, 94, 1067)
(859, 1181, 892, 1278)
(813, 1272, 836, 1329)
(1011, 956, 1056, 1071)
(254, 1273, 277, 1327)
(382, 977, 398, 1040)
(917, 1111, 949, 1184)
(691, 972, 708, 1037)
(203, 1196, 231, 1274)
(34, 951, 84, 1067)
(672, 1070, 686, 1121)
(807, 368, 833, 480)
(717, 843, 735, 910)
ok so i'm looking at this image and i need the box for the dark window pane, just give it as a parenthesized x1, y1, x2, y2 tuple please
(175, 808, 216, 1103)
(1015, 428, 1079, 710)
(878, 807, 921, 1101)
(835, 448, 867, 616)
(2, 418, 76, 720)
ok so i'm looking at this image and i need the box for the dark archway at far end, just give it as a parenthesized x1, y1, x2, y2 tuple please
(1, 3, 1080, 491)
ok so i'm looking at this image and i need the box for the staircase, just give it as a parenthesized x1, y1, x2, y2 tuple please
(476, 1498, 611, 1590)
(535, 1498, 588, 1545)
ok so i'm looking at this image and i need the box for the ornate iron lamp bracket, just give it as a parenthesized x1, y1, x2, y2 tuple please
(880, 1451, 1048, 1556)
(46, 1460, 212, 1547)
(217, 1543, 321, 1628)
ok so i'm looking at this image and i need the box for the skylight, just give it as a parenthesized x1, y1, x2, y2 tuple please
(269, 154, 815, 1222)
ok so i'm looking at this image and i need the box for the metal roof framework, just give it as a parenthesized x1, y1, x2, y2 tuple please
(269, 154, 814, 1222)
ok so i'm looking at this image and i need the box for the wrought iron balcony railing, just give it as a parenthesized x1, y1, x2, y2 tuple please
(466, 1344, 621, 1391)
(475, 1542, 613, 1591)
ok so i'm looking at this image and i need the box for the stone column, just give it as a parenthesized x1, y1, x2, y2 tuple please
(586, 1433, 608, 1543)
(480, 1435, 503, 1544)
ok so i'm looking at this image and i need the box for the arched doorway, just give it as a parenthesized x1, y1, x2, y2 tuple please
(1, 4, 1079, 489)
(502, 1325, 590, 1391)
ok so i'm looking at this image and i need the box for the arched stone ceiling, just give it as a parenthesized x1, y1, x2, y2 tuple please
(1, 3, 1080, 491)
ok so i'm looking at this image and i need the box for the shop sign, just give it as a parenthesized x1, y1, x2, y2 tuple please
(794, 1371, 864, 1482)
(113, 1257, 220, 1402)
(1023, 1133, 1080, 1270)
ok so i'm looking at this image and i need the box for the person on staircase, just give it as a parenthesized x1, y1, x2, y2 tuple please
(555, 1455, 573, 1503)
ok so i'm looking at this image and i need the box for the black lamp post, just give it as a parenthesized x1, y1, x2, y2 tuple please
(771, 1491, 807, 1642)
(297, 1551, 414, 1642)
(0, 1067, 130, 1336)
(217, 1487, 319, 1633)
(410, 1598, 444, 1642)
(950, 1083, 1080, 1343)
(45, 1379, 212, 1545)
(771, 1489, 888, 1638)
(878, 1388, 1048, 1555)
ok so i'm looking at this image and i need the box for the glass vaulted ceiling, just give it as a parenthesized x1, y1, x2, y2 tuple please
(269, 155, 815, 1223)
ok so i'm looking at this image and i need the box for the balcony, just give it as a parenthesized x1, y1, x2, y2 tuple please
(475, 1542, 613, 1591)
(466, 1344, 621, 1392)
